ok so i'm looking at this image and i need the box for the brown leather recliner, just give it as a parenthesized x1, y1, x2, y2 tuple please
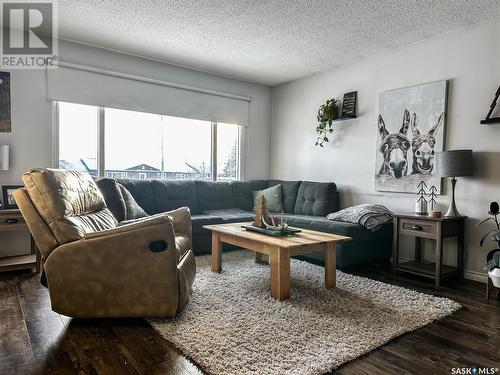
(13, 168, 196, 318)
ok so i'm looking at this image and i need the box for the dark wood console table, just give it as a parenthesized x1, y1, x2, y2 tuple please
(0, 209, 41, 273)
(392, 213, 466, 288)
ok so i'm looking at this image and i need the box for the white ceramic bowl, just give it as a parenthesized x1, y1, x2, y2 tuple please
(489, 268, 500, 288)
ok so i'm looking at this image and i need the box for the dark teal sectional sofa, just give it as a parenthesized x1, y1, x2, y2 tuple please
(113, 178, 392, 269)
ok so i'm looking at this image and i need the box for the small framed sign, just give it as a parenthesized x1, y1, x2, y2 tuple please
(1, 185, 22, 209)
(341, 91, 357, 118)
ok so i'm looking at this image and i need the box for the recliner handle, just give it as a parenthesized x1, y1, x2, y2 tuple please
(149, 240, 168, 253)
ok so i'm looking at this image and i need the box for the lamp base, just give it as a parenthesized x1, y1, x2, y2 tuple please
(444, 177, 461, 217)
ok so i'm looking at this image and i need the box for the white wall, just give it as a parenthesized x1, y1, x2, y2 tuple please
(0, 40, 272, 255)
(0, 40, 272, 186)
(271, 17, 500, 279)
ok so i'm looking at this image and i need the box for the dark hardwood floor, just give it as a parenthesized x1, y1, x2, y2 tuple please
(0, 264, 499, 375)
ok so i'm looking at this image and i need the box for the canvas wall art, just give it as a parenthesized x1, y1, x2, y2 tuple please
(375, 80, 447, 193)
(0, 72, 11, 133)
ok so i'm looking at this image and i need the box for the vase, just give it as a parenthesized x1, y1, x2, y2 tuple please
(489, 268, 500, 288)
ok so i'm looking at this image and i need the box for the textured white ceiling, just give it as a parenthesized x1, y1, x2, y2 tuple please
(58, 1, 500, 86)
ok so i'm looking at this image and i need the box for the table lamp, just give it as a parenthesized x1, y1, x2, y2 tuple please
(435, 150, 473, 217)
(0, 145, 9, 171)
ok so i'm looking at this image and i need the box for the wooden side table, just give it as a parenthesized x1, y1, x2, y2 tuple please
(0, 208, 41, 273)
(392, 213, 466, 288)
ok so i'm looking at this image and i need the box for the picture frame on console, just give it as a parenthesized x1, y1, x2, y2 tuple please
(1, 185, 22, 209)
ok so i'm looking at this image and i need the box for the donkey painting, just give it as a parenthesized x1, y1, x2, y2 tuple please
(410, 112, 444, 174)
(375, 80, 447, 193)
(377, 109, 411, 179)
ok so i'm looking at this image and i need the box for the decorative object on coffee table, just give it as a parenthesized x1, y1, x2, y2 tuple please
(2, 185, 22, 209)
(204, 222, 351, 300)
(435, 150, 473, 217)
(480, 85, 500, 125)
(0, 144, 9, 170)
(315, 98, 338, 147)
(252, 195, 268, 228)
(392, 213, 466, 288)
(415, 180, 427, 214)
(262, 212, 288, 230)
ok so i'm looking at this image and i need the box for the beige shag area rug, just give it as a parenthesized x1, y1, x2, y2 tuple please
(149, 250, 460, 375)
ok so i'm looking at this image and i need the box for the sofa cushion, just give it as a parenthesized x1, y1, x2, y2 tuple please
(202, 208, 255, 222)
(253, 184, 284, 212)
(95, 178, 127, 222)
(115, 179, 155, 214)
(231, 180, 268, 211)
(284, 214, 389, 243)
(294, 182, 338, 216)
(196, 181, 235, 211)
(191, 214, 224, 234)
(152, 180, 199, 214)
(268, 180, 301, 213)
(118, 184, 149, 220)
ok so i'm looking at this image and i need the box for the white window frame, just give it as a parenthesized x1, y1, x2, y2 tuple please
(53, 101, 244, 181)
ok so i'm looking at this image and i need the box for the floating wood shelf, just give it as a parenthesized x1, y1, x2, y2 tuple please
(480, 117, 500, 125)
(332, 116, 357, 123)
(481, 86, 500, 125)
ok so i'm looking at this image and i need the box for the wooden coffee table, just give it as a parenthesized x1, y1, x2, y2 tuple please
(203, 222, 351, 300)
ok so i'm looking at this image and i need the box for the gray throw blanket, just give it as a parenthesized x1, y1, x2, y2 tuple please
(327, 204, 393, 232)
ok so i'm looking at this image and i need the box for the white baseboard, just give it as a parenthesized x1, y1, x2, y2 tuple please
(398, 256, 487, 284)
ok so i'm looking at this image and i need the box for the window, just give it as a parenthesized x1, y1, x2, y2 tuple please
(57, 102, 242, 181)
(160, 116, 212, 181)
(216, 122, 240, 181)
(57, 102, 98, 175)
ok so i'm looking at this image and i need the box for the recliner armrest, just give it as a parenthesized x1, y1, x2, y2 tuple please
(85, 214, 171, 240)
(165, 207, 191, 239)
(119, 207, 192, 245)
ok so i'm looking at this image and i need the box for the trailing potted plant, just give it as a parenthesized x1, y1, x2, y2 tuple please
(315, 98, 338, 147)
(477, 202, 500, 287)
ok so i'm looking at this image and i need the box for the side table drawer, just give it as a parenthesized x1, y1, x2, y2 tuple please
(399, 218, 437, 238)
(0, 214, 26, 230)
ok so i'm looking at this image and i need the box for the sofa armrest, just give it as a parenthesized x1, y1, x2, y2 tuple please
(44, 216, 180, 318)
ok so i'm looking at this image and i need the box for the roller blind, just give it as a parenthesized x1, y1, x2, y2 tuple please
(47, 63, 250, 126)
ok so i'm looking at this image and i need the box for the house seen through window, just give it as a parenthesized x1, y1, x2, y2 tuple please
(57, 102, 241, 181)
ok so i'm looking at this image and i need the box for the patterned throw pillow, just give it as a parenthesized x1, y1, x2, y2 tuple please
(252, 184, 284, 213)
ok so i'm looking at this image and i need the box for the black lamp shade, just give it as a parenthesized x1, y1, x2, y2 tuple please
(435, 150, 473, 177)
